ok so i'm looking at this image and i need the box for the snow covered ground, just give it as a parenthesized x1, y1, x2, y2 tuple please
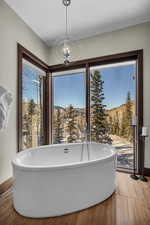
(111, 135, 133, 169)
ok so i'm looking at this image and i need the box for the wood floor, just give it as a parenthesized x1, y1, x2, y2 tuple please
(0, 173, 150, 225)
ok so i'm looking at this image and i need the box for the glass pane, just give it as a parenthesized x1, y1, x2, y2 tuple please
(90, 61, 136, 169)
(52, 70, 86, 144)
(22, 59, 45, 149)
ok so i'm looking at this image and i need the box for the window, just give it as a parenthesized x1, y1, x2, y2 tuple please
(90, 61, 136, 169)
(18, 44, 49, 151)
(52, 70, 86, 144)
(18, 45, 143, 173)
(22, 60, 45, 149)
(51, 61, 137, 171)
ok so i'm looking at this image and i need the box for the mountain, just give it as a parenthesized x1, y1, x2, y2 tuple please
(106, 100, 135, 124)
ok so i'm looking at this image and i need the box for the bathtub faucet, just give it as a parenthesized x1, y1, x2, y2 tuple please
(82, 126, 91, 161)
(84, 124, 90, 142)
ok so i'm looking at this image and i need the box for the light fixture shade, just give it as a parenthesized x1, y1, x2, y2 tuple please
(55, 37, 73, 64)
(55, 37, 83, 65)
(62, 38, 71, 64)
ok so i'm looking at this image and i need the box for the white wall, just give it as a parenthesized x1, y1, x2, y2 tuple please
(0, 0, 49, 184)
(49, 22, 150, 168)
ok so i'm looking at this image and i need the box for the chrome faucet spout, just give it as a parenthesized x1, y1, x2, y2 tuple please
(84, 124, 90, 143)
(81, 123, 91, 161)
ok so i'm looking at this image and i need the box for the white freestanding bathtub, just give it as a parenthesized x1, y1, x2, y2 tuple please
(12, 142, 117, 218)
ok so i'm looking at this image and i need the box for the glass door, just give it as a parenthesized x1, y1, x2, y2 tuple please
(49, 51, 143, 172)
(90, 61, 137, 170)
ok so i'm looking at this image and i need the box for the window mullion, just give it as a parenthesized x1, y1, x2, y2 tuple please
(86, 63, 91, 141)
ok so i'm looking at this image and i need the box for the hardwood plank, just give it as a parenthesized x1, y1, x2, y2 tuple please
(0, 173, 150, 225)
(0, 178, 13, 195)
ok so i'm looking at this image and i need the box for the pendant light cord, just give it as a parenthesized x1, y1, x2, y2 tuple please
(63, 0, 71, 39)
(65, 4, 68, 38)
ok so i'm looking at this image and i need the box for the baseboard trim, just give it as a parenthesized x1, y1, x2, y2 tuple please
(0, 178, 13, 195)
(144, 168, 150, 177)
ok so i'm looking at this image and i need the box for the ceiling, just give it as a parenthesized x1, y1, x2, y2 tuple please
(4, 0, 150, 46)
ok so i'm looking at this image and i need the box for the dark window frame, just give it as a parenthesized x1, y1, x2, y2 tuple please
(18, 45, 143, 174)
(49, 49, 143, 174)
(17, 43, 50, 151)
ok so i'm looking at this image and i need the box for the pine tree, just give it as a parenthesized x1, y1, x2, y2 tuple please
(125, 91, 133, 141)
(28, 99, 36, 115)
(108, 116, 114, 134)
(120, 91, 133, 141)
(53, 109, 64, 144)
(23, 99, 36, 148)
(23, 113, 32, 148)
(114, 112, 120, 136)
(120, 111, 126, 137)
(66, 105, 77, 143)
(90, 70, 112, 144)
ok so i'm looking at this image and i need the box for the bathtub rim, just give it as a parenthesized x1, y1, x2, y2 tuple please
(12, 142, 117, 171)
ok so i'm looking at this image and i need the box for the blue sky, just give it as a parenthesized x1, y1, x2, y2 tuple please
(101, 64, 136, 109)
(23, 62, 136, 110)
(54, 64, 136, 109)
(23, 62, 43, 103)
(53, 73, 86, 108)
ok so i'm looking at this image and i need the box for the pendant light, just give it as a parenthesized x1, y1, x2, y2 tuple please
(55, 0, 72, 65)
(62, 0, 71, 64)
